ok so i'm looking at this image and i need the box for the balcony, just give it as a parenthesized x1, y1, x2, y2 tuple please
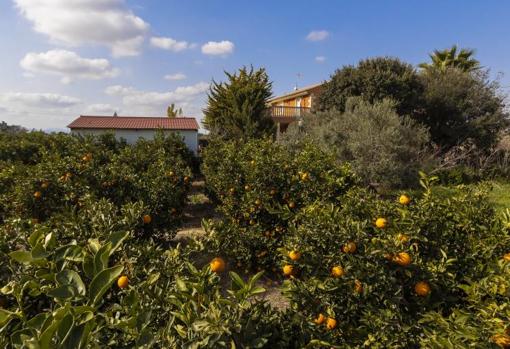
(270, 106, 311, 121)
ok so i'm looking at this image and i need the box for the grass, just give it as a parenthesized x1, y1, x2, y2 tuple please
(384, 180, 510, 215)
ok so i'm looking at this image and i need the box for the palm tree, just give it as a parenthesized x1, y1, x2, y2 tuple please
(419, 45, 480, 72)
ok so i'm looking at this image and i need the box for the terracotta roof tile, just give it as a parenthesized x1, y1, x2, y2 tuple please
(67, 116, 199, 130)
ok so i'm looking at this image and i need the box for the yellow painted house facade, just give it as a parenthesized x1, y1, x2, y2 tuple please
(268, 83, 324, 134)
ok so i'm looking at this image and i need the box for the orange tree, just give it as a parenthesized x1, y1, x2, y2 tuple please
(0, 132, 193, 240)
(202, 138, 357, 271)
(280, 174, 510, 347)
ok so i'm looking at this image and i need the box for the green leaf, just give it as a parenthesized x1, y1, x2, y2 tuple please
(56, 270, 86, 297)
(9, 250, 33, 263)
(0, 309, 17, 326)
(28, 229, 44, 248)
(82, 255, 94, 279)
(93, 243, 112, 276)
(88, 265, 123, 306)
(47, 285, 75, 299)
(107, 231, 129, 255)
(56, 314, 74, 344)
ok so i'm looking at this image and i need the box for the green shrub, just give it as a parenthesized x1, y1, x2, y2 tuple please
(280, 174, 510, 347)
(281, 98, 430, 188)
(202, 138, 357, 271)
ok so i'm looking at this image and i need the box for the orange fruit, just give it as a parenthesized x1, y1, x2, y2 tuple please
(229, 187, 235, 195)
(331, 266, 344, 278)
(244, 185, 250, 191)
(300, 172, 309, 181)
(326, 317, 337, 330)
(314, 313, 325, 325)
(288, 250, 301, 261)
(503, 253, 510, 262)
(342, 242, 357, 254)
(255, 199, 262, 206)
(250, 160, 256, 166)
(167, 170, 175, 177)
(415, 281, 431, 297)
(375, 218, 388, 229)
(491, 333, 510, 348)
(143, 214, 152, 224)
(117, 276, 129, 289)
(33, 191, 42, 199)
(354, 280, 363, 294)
(288, 202, 295, 209)
(41, 181, 49, 189)
(184, 176, 190, 183)
(210, 257, 226, 273)
(393, 252, 412, 266)
(283, 264, 294, 276)
(399, 194, 411, 205)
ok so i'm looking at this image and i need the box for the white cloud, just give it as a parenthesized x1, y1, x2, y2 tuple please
(85, 103, 118, 114)
(150, 36, 190, 52)
(315, 56, 326, 63)
(306, 30, 329, 42)
(104, 82, 209, 116)
(164, 73, 187, 81)
(0, 92, 81, 108)
(20, 49, 120, 83)
(201, 41, 234, 56)
(14, 0, 149, 57)
(105, 85, 136, 96)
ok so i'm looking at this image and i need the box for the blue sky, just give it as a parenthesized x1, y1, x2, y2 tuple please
(0, 0, 509, 130)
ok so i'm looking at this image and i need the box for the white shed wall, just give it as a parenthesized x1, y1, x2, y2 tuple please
(71, 129, 198, 153)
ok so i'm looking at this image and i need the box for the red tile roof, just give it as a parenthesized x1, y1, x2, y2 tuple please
(67, 115, 199, 131)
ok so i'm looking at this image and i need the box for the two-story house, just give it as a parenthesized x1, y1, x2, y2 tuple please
(268, 82, 324, 136)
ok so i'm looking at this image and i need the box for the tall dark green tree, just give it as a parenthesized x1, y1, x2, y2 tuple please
(203, 67, 274, 140)
(316, 57, 424, 117)
(419, 45, 480, 72)
(420, 68, 507, 150)
(167, 103, 183, 118)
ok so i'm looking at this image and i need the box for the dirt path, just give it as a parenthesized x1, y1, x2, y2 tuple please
(174, 180, 218, 241)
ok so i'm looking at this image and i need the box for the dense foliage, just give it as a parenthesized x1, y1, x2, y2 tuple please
(1, 128, 510, 348)
(281, 98, 430, 188)
(420, 68, 508, 150)
(203, 66, 275, 140)
(316, 57, 424, 117)
(202, 138, 358, 271)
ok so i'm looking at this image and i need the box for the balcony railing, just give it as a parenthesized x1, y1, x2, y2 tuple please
(270, 106, 311, 118)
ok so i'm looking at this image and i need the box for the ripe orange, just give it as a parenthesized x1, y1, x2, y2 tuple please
(415, 281, 431, 297)
(314, 313, 325, 325)
(34, 191, 42, 199)
(342, 242, 357, 254)
(244, 185, 250, 191)
(331, 266, 344, 278)
(300, 172, 309, 181)
(326, 317, 337, 330)
(255, 199, 262, 206)
(399, 194, 411, 205)
(117, 276, 129, 289)
(143, 214, 152, 224)
(229, 187, 235, 195)
(250, 160, 256, 166)
(375, 218, 388, 229)
(393, 252, 412, 266)
(491, 333, 510, 348)
(184, 176, 190, 183)
(503, 253, 510, 262)
(210, 257, 226, 273)
(82, 153, 92, 162)
(288, 202, 295, 209)
(283, 264, 294, 276)
(288, 250, 301, 261)
(354, 280, 363, 294)
(41, 181, 49, 189)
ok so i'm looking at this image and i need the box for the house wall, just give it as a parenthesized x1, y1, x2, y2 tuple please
(71, 129, 198, 153)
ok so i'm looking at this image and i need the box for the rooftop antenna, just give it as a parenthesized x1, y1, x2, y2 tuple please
(294, 73, 303, 90)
